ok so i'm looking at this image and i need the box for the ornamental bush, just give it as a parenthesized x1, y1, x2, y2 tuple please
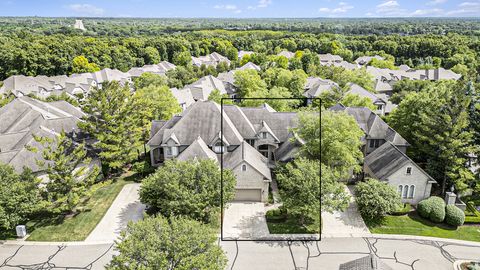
(417, 199, 433, 219)
(445, 205, 465, 226)
(417, 197, 445, 223)
(429, 197, 446, 223)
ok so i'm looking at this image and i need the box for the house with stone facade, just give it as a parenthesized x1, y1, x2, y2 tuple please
(147, 100, 299, 202)
(331, 105, 436, 204)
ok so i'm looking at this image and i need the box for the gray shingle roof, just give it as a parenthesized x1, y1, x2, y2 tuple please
(364, 141, 436, 183)
(185, 75, 227, 101)
(176, 136, 218, 162)
(223, 141, 271, 180)
(331, 106, 408, 146)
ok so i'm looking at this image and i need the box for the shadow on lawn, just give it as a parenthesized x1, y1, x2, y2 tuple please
(406, 212, 458, 231)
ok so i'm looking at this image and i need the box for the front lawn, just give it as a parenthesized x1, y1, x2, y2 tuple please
(266, 209, 320, 234)
(26, 172, 139, 241)
(367, 212, 480, 242)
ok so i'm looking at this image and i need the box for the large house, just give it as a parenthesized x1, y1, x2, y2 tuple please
(191, 52, 231, 67)
(345, 83, 397, 116)
(0, 96, 99, 180)
(147, 100, 300, 202)
(331, 105, 436, 204)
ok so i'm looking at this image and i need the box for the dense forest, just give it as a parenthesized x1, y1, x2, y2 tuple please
(0, 17, 479, 81)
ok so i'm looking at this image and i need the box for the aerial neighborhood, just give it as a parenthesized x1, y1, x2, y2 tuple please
(0, 16, 479, 270)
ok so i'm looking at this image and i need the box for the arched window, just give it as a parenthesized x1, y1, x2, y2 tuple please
(403, 185, 409, 199)
(242, 164, 247, 171)
(409, 185, 415, 199)
(398, 185, 403, 196)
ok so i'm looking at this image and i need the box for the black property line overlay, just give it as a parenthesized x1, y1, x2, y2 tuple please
(220, 97, 321, 242)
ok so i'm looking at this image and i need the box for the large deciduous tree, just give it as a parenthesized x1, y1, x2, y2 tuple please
(140, 159, 236, 224)
(107, 216, 227, 270)
(355, 178, 401, 220)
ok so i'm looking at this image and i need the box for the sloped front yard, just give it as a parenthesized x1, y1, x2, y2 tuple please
(367, 212, 480, 242)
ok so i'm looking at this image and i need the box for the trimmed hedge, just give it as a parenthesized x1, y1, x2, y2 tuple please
(465, 201, 480, 224)
(445, 205, 465, 226)
(417, 197, 446, 223)
(390, 203, 412, 216)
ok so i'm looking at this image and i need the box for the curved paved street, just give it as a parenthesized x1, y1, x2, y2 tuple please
(1, 236, 479, 269)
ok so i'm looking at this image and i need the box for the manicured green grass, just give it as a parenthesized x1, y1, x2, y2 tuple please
(26, 173, 138, 242)
(266, 209, 320, 234)
(367, 212, 480, 242)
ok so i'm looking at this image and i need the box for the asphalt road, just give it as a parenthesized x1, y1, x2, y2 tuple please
(1, 236, 478, 270)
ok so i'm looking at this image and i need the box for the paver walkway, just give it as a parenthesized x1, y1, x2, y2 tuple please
(85, 183, 145, 243)
(321, 185, 371, 238)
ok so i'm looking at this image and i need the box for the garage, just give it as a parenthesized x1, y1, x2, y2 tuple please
(234, 189, 262, 202)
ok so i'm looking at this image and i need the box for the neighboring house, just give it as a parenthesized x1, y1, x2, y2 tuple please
(217, 62, 261, 98)
(183, 75, 229, 101)
(238, 50, 254, 59)
(170, 88, 195, 110)
(147, 100, 300, 202)
(127, 61, 176, 77)
(331, 105, 435, 204)
(364, 141, 436, 204)
(303, 77, 339, 99)
(354, 55, 384, 66)
(318, 53, 343, 65)
(345, 83, 397, 115)
(0, 96, 99, 180)
(192, 52, 231, 67)
(277, 50, 295, 59)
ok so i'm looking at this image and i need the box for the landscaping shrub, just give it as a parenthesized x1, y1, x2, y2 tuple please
(417, 197, 445, 223)
(417, 199, 433, 219)
(355, 178, 401, 220)
(429, 197, 446, 223)
(445, 205, 465, 226)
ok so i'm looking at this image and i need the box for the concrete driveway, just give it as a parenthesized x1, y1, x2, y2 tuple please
(222, 202, 270, 240)
(85, 183, 145, 243)
(321, 185, 371, 238)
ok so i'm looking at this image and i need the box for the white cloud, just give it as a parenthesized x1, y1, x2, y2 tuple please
(410, 8, 444, 16)
(318, 1, 353, 14)
(67, 4, 104, 16)
(375, 0, 407, 16)
(258, 0, 272, 8)
(446, 1, 480, 16)
(426, 0, 447, 5)
(248, 0, 272, 10)
(214, 4, 238, 10)
(213, 4, 242, 13)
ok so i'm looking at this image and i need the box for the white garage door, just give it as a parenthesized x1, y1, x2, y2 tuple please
(234, 189, 262, 202)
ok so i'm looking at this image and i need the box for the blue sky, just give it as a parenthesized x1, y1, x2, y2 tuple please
(0, 0, 479, 18)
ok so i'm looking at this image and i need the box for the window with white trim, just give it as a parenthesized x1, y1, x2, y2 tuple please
(261, 132, 267, 139)
(402, 185, 409, 199)
(409, 185, 415, 199)
(398, 185, 403, 196)
(242, 164, 247, 171)
(406, 166, 412, 175)
(213, 141, 226, 153)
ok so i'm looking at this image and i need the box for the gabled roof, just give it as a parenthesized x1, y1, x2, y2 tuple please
(365, 141, 436, 183)
(277, 51, 295, 59)
(238, 51, 254, 59)
(303, 77, 339, 98)
(147, 100, 243, 147)
(170, 88, 195, 108)
(258, 121, 280, 142)
(318, 53, 343, 62)
(223, 141, 271, 180)
(237, 62, 261, 71)
(186, 75, 227, 101)
(331, 106, 409, 146)
(176, 136, 217, 162)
